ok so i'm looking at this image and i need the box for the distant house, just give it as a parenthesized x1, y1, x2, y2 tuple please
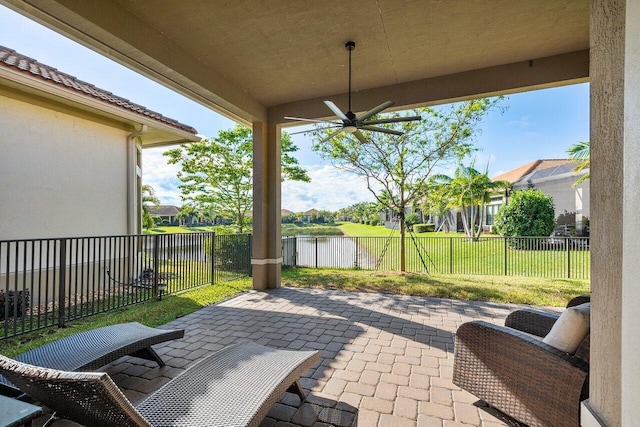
(148, 205, 181, 225)
(487, 159, 590, 235)
(301, 208, 319, 223)
(0, 45, 199, 240)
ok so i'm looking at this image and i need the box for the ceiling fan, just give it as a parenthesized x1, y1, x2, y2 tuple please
(285, 41, 421, 143)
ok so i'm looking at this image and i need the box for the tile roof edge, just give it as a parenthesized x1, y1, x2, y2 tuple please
(0, 44, 198, 136)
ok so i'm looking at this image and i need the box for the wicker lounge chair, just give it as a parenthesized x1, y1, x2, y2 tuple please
(0, 341, 318, 427)
(0, 322, 184, 394)
(453, 296, 590, 427)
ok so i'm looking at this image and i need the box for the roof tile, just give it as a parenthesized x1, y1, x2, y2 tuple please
(0, 45, 197, 135)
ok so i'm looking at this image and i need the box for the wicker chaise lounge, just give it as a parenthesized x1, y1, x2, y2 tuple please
(0, 322, 184, 394)
(0, 341, 319, 427)
(453, 296, 590, 427)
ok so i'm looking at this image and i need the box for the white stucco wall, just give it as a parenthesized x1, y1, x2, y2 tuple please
(0, 92, 130, 239)
(515, 175, 590, 227)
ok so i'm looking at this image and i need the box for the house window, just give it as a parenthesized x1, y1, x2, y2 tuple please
(486, 204, 501, 225)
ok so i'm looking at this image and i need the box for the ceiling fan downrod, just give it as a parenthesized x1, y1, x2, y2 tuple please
(346, 41, 355, 117)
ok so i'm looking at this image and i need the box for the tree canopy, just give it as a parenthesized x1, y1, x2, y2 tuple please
(141, 184, 160, 229)
(312, 98, 502, 270)
(164, 125, 310, 232)
(430, 162, 510, 240)
(567, 140, 590, 187)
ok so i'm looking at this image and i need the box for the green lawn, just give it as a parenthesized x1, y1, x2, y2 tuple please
(281, 267, 589, 307)
(338, 222, 590, 279)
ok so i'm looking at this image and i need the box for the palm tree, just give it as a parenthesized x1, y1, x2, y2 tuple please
(141, 185, 160, 229)
(567, 140, 590, 186)
(431, 163, 510, 241)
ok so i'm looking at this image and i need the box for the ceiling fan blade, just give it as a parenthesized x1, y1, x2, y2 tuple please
(363, 116, 422, 125)
(287, 125, 341, 136)
(359, 125, 404, 136)
(357, 100, 395, 121)
(353, 130, 368, 144)
(324, 101, 349, 121)
(317, 128, 345, 144)
(284, 116, 341, 125)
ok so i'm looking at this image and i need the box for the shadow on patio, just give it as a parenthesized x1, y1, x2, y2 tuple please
(50, 288, 530, 427)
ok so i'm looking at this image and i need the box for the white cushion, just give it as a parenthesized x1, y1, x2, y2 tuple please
(543, 303, 590, 354)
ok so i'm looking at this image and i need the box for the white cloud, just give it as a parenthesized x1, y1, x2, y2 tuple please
(507, 115, 533, 128)
(282, 165, 375, 212)
(143, 149, 375, 212)
(141, 147, 183, 206)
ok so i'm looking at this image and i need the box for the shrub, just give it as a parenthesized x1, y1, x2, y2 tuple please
(204, 234, 251, 272)
(494, 189, 555, 238)
(0, 290, 30, 320)
(413, 223, 435, 233)
(404, 213, 421, 228)
(370, 218, 379, 226)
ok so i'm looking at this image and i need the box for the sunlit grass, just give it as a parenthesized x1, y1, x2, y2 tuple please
(281, 267, 589, 307)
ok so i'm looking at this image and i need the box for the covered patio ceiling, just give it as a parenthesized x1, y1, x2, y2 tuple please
(2, 0, 589, 126)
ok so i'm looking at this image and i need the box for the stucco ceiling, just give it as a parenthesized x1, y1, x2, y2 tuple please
(2, 0, 589, 125)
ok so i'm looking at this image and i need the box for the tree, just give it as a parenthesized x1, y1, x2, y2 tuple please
(141, 184, 160, 229)
(430, 162, 510, 241)
(313, 98, 502, 271)
(339, 202, 379, 224)
(567, 140, 590, 186)
(493, 189, 555, 238)
(164, 125, 310, 233)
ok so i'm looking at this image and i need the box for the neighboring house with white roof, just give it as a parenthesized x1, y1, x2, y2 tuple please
(0, 45, 199, 240)
(487, 159, 590, 235)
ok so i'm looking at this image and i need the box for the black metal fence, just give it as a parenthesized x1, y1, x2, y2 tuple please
(0, 233, 251, 339)
(282, 235, 590, 279)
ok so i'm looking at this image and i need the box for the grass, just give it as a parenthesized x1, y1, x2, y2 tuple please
(281, 267, 589, 307)
(0, 278, 252, 357)
(338, 222, 590, 279)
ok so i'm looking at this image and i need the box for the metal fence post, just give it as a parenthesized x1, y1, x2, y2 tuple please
(355, 237, 359, 268)
(504, 238, 508, 276)
(57, 238, 67, 328)
(315, 237, 318, 269)
(449, 238, 453, 274)
(566, 237, 571, 278)
(153, 234, 159, 298)
(211, 232, 216, 284)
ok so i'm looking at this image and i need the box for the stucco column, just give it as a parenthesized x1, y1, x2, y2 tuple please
(585, 1, 640, 426)
(252, 121, 282, 290)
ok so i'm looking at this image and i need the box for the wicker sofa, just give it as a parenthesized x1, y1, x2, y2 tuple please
(453, 296, 590, 427)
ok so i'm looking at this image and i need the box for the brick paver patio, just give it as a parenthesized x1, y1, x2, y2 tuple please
(53, 287, 544, 426)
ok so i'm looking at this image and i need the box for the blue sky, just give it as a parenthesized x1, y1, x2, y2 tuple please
(0, 6, 589, 212)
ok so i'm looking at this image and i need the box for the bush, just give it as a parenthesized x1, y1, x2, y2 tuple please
(204, 234, 251, 272)
(494, 189, 555, 238)
(370, 218, 379, 226)
(404, 213, 421, 228)
(413, 223, 435, 233)
(0, 290, 30, 320)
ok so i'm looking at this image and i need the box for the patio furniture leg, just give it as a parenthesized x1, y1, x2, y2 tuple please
(287, 380, 306, 400)
(130, 347, 165, 367)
